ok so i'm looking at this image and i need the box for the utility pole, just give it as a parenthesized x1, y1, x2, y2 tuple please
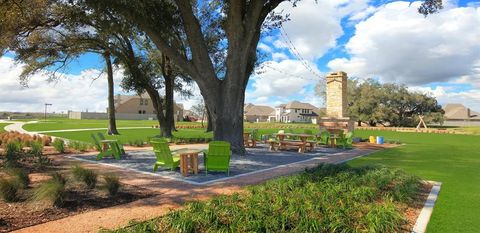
(44, 103, 52, 121)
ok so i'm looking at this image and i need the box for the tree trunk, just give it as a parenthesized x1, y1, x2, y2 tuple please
(145, 86, 172, 137)
(164, 74, 176, 133)
(104, 52, 119, 135)
(206, 107, 212, 132)
(201, 80, 246, 155)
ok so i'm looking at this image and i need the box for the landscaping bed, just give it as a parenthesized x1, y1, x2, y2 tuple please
(0, 135, 156, 232)
(108, 164, 431, 233)
(0, 180, 154, 232)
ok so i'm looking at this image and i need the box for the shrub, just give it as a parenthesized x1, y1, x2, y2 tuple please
(4, 142, 22, 167)
(29, 141, 44, 157)
(0, 178, 20, 202)
(71, 165, 97, 189)
(104, 174, 121, 196)
(72, 164, 86, 181)
(51, 172, 67, 186)
(32, 172, 67, 207)
(7, 168, 29, 189)
(52, 138, 66, 153)
(83, 170, 98, 189)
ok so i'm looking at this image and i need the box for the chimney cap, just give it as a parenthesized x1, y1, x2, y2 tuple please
(327, 71, 347, 76)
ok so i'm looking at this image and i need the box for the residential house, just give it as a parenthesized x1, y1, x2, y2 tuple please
(270, 101, 319, 123)
(68, 94, 184, 121)
(114, 94, 184, 121)
(244, 103, 275, 122)
(443, 103, 480, 126)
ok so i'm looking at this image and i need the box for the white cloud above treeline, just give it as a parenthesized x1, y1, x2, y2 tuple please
(328, 1, 480, 86)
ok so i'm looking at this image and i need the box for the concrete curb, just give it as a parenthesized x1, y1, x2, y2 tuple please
(412, 181, 442, 233)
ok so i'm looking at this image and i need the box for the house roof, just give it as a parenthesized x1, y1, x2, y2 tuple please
(114, 94, 184, 109)
(443, 103, 480, 120)
(285, 101, 316, 110)
(244, 105, 275, 116)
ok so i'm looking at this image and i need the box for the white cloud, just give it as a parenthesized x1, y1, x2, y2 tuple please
(246, 59, 322, 105)
(328, 1, 480, 85)
(271, 52, 289, 61)
(257, 42, 273, 53)
(0, 56, 132, 113)
(275, 0, 372, 61)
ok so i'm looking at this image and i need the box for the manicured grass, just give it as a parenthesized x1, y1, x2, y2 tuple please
(22, 118, 160, 132)
(47, 128, 213, 144)
(108, 164, 422, 232)
(0, 123, 11, 133)
(349, 130, 480, 232)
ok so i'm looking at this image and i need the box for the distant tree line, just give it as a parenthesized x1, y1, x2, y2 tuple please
(347, 79, 445, 127)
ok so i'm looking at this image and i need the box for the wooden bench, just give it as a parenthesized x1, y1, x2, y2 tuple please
(306, 140, 316, 151)
(267, 140, 278, 151)
(279, 140, 306, 153)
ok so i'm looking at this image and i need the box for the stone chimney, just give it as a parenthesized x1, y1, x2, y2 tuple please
(325, 71, 348, 118)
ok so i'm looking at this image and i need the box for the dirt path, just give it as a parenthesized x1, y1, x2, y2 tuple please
(12, 145, 384, 233)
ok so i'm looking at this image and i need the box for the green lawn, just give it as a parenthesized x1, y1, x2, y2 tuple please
(22, 118, 160, 132)
(0, 123, 11, 133)
(349, 130, 480, 232)
(47, 128, 213, 144)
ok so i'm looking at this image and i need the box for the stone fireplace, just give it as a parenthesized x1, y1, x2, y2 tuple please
(319, 71, 354, 132)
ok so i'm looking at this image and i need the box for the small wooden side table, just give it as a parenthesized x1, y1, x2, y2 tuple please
(178, 149, 201, 177)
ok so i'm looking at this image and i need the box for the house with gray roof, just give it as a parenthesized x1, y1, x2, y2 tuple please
(244, 103, 275, 122)
(270, 101, 320, 123)
(443, 103, 480, 126)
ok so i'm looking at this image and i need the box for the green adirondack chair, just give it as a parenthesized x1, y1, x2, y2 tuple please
(91, 134, 103, 152)
(96, 141, 122, 160)
(204, 141, 231, 175)
(318, 131, 330, 145)
(97, 132, 125, 154)
(151, 139, 181, 172)
(338, 132, 354, 149)
(97, 132, 106, 140)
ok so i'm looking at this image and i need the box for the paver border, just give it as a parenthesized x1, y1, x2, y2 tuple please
(412, 181, 442, 233)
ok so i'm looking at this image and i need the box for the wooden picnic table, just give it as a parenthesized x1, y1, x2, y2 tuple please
(274, 133, 316, 153)
(178, 149, 202, 177)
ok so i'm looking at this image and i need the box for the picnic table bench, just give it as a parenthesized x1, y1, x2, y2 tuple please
(279, 140, 307, 153)
(272, 133, 317, 153)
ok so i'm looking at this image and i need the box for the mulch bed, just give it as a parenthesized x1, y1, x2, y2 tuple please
(0, 179, 155, 232)
(402, 182, 433, 232)
(0, 150, 157, 232)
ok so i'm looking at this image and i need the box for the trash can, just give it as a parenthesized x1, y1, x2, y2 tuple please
(376, 136, 384, 145)
(369, 136, 376, 144)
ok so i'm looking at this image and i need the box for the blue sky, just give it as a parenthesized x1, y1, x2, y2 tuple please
(1, 0, 479, 113)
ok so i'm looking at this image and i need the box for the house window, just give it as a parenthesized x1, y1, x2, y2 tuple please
(144, 99, 148, 105)
(142, 110, 146, 114)
(138, 110, 142, 114)
(139, 99, 144, 105)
